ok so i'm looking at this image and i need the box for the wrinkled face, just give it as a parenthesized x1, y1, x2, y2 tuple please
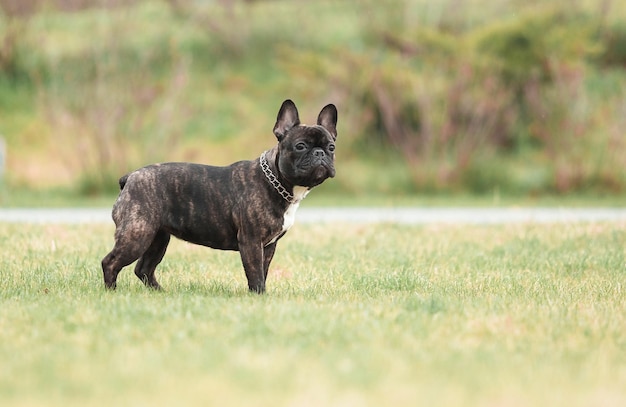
(278, 125, 336, 188)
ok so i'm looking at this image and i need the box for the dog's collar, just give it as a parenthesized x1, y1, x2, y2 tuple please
(260, 151, 304, 204)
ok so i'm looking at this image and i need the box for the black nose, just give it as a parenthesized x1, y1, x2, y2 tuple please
(313, 149, 325, 158)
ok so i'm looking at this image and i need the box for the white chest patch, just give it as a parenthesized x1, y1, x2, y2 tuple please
(267, 186, 309, 246)
(282, 201, 299, 232)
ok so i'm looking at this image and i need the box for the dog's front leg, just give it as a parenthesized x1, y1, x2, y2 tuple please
(262, 242, 277, 283)
(238, 237, 266, 294)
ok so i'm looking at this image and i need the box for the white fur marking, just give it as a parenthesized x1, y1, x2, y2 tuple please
(267, 186, 309, 245)
(281, 201, 299, 233)
(282, 186, 309, 230)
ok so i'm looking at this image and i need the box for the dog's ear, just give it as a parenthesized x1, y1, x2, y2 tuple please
(317, 104, 338, 140)
(273, 99, 300, 141)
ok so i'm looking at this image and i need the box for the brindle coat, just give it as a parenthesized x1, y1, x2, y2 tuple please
(101, 100, 337, 293)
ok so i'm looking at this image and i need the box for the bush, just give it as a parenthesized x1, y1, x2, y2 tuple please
(36, 11, 191, 195)
(281, 2, 626, 195)
(0, 15, 33, 84)
(600, 21, 626, 68)
(3, 0, 626, 196)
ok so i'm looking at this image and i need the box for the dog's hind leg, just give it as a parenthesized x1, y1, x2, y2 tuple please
(101, 221, 158, 290)
(134, 229, 170, 290)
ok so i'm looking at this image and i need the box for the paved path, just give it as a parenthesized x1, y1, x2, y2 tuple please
(1, 207, 625, 224)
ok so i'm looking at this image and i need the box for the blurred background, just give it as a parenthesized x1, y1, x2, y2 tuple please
(0, 0, 625, 205)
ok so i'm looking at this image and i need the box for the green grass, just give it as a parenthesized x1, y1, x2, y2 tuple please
(3, 183, 626, 208)
(1, 221, 625, 406)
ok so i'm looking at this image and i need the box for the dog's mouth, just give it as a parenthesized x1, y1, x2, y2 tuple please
(297, 161, 335, 187)
(315, 161, 335, 179)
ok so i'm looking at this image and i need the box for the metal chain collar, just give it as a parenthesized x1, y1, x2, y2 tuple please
(260, 151, 298, 204)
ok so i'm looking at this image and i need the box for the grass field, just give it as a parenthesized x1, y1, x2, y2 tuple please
(3, 183, 626, 208)
(1, 221, 625, 406)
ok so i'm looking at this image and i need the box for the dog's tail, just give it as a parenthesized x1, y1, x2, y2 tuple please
(118, 174, 129, 190)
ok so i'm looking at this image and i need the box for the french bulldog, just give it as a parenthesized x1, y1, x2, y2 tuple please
(101, 99, 337, 293)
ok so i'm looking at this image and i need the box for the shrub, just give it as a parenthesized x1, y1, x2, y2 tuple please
(37, 13, 191, 195)
(282, 2, 626, 195)
(3, 0, 626, 196)
(600, 21, 626, 68)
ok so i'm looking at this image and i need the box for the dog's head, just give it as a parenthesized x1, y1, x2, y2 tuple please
(273, 99, 337, 188)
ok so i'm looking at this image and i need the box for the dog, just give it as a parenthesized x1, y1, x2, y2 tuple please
(101, 99, 337, 293)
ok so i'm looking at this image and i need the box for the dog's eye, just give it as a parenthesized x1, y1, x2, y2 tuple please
(295, 142, 307, 152)
(328, 144, 336, 153)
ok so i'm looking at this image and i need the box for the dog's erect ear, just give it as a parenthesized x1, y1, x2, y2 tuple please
(317, 104, 338, 140)
(273, 99, 300, 141)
